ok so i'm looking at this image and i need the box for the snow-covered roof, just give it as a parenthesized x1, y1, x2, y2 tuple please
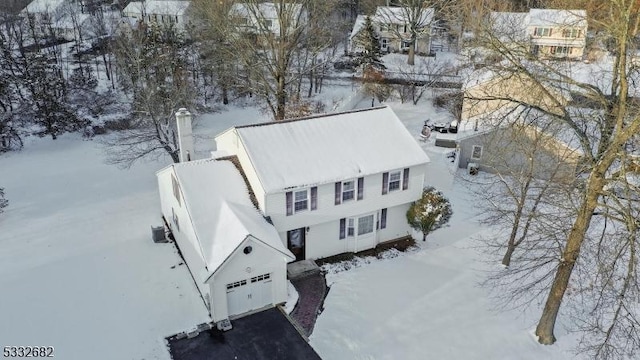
(23, 0, 66, 14)
(227, 106, 430, 193)
(123, 0, 190, 16)
(169, 159, 294, 282)
(349, 14, 367, 41)
(489, 12, 528, 41)
(528, 9, 587, 28)
(374, 6, 434, 26)
(230, 2, 304, 20)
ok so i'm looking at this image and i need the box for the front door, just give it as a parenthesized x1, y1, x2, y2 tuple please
(287, 228, 306, 261)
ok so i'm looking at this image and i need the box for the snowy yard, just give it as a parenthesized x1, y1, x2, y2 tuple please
(0, 84, 581, 359)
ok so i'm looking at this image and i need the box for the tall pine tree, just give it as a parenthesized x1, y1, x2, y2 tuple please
(353, 16, 384, 70)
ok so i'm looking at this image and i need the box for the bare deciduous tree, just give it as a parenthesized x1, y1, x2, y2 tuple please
(466, 0, 640, 354)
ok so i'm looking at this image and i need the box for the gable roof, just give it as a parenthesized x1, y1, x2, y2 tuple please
(123, 0, 190, 16)
(225, 106, 430, 193)
(169, 159, 294, 282)
(489, 12, 528, 42)
(230, 2, 304, 20)
(528, 9, 587, 28)
(23, 0, 65, 14)
(374, 6, 434, 26)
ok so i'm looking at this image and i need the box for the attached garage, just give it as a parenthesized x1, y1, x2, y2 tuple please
(157, 159, 295, 324)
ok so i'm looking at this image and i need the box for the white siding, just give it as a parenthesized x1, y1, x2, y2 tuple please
(216, 130, 267, 212)
(157, 168, 211, 303)
(267, 164, 426, 232)
(208, 236, 289, 322)
(278, 203, 412, 259)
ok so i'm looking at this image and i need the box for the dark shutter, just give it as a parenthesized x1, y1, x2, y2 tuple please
(357, 177, 364, 200)
(339, 218, 346, 239)
(402, 168, 410, 190)
(381, 208, 387, 229)
(310, 187, 318, 210)
(334, 182, 342, 205)
(549, 28, 553, 36)
(286, 191, 293, 216)
(382, 172, 389, 195)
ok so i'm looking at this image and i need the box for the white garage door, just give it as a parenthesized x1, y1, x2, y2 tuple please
(226, 273, 273, 317)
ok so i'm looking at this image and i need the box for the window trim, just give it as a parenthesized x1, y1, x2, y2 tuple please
(293, 189, 309, 213)
(347, 218, 355, 237)
(342, 180, 355, 202)
(471, 145, 483, 160)
(534, 27, 551, 37)
(388, 170, 402, 192)
(357, 214, 375, 236)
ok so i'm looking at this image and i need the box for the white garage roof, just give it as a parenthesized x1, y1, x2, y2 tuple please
(229, 106, 430, 193)
(169, 159, 294, 282)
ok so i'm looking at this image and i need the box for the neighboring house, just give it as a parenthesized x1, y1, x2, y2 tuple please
(373, 6, 434, 54)
(457, 120, 583, 183)
(122, 0, 190, 31)
(229, 2, 306, 39)
(157, 158, 295, 323)
(20, 0, 67, 31)
(461, 68, 570, 124)
(490, 8, 587, 60)
(214, 106, 430, 261)
(350, 6, 434, 54)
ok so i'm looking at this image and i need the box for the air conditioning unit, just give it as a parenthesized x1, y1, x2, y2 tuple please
(467, 162, 479, 175)
(216, 318, 233, 332)
(151, 225, 167, 243)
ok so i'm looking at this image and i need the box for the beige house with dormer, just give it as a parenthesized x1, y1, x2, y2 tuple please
(491, 9, 587, 60)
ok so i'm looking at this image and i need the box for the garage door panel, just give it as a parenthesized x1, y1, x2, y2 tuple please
(226, 273, 273, 318)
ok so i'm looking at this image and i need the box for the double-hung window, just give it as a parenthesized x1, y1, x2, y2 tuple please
(335, 177, 364, 204)
(347, 219, 355, 237)
(534, 27, 551, 37)
(286, 187, 317, 215)
(388, 171, 401, 191)
(562, 28, 579, 38)
(471, 145, 483, 160)
(342, 181, 355, 202)
(294, 190, 308, 212)
(382, 168, 410, 194)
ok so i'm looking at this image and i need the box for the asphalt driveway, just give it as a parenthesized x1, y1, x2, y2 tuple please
(168, 307, 321, 360)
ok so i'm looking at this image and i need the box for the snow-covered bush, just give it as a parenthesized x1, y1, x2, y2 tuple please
(0, 188, 7, 214)
(406, 187, 452, 241)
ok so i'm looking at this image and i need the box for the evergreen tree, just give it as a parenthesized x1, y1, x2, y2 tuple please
(353, 15, 384, 70)
(406, 187, 453, 241)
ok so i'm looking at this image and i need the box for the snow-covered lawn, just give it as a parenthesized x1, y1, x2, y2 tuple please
(0, 107, 265, 360)
(309, 99, 582, 359)
(0, 83, 582, 359)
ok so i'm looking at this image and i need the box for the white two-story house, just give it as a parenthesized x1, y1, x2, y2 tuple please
(528, 9, 587, 59)
(122, 0, 190, 32)
(157, 106, 428, 324)
(214, 106, 430, 261)
(490, 8, 587, 60)
(229, 2, 306, 42)
(350, 6, 434, 54)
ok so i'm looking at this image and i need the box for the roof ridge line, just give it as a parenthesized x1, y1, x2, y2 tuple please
(235, 106, 389, 129)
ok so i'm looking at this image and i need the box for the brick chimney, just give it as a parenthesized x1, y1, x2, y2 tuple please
(175, 108, 194, 162)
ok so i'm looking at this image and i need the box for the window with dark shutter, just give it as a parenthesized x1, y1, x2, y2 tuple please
(335, 182, 342, 205)
(339, 218, 346, 239)
(381, 208, 387, 229)
(402, 168, 410, 190)
(286, 191, 293, 216)
(357, 177, 364, 200)
(382, 172, 389, 195)
(310, 187, 318, 210)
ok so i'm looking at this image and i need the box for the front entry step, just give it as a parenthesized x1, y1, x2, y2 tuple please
(287, 260, 320, 280)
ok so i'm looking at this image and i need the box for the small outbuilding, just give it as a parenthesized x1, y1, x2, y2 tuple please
(157, 158, 295, 323)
